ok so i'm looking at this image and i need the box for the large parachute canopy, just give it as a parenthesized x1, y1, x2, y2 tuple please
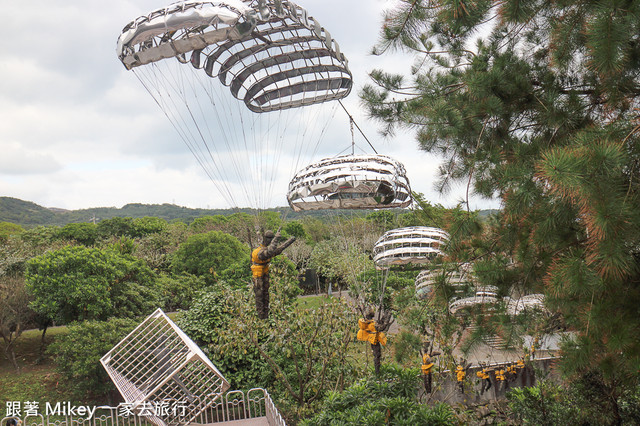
(287, 154, 412, 211)
(117, 0, 353, 209)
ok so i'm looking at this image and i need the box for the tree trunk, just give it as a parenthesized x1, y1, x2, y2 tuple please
(2, 341, 20, 373)
(371, 343, 381, 375)
(36, 325, 48, 364)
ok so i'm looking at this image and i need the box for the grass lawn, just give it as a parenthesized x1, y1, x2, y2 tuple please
(1, 312, 184, 407)
(0, 327, 86, 405)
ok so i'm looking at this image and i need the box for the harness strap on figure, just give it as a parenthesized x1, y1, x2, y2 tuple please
(456, 365, 465, 382)
(251, 245, 272, 277)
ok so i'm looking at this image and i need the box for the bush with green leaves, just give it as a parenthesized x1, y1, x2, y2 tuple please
(131, 216, 168, 238)
(301, 365, 454, 425)
(157, 273, 206, 312)
(96, 217, 135, 239)
(57, 222, 98, 246)
(0, 222, 24, 243)
(508, 375, 640, 426)
(178, 269, 361, 421)
(171, 230, 249, 284)
(283, 221, 306, 239)
(177, 286, 272, 390)
(25, 246, 160, 324)
(47, 317, 138, 401)
(507, 380, 578, 425)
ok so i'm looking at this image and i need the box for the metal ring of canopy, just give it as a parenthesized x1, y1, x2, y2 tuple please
(373, 227, 449, 267)
(287, 154, 412, 212)
(117, 0, 352, 113)
(448, 294, 498, 315)
(506, 294, 546, 316)
(415, 263, 475, 299)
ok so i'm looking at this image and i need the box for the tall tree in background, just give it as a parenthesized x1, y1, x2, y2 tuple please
(362, 0, 640, 420)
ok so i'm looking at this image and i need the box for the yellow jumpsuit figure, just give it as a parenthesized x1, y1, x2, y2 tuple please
(251, 230, 296, 319)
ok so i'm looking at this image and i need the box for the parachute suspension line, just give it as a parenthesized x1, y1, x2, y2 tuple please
(265, 109, 286, 209)
(350, 117, 355, 156)
(287, 102, 340, 189)
(198, 66, 264, 209)
(182, 69, 242, 206)
(198, 74, 249, 207)
(378, 268, 389, 320)
(133, 65, 237, 207)
(168, 61, 241, 208)
(338, 100, 378, 155)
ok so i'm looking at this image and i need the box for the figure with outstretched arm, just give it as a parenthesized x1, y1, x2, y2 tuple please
(251, 230, 296, 319)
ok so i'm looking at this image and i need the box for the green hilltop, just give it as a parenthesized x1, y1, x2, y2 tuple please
(0, 196, 499, 227)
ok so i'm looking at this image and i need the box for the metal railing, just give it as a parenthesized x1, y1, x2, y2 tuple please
(2, 388, 285, 426)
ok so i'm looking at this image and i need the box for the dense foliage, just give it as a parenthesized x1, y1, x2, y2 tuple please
(362, 0, 640, 421)
(25, 246, 159, 324)
(301, 364, 454, 425)
(171, 230, 250, 285)
(47, 317, 139, 401)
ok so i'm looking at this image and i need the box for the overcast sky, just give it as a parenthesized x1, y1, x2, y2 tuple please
(0, 0, 499, 211)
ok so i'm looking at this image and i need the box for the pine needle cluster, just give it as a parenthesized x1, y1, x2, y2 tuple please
(362, 1, 640, 417)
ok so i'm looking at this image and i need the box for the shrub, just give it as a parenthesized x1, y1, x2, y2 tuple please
(301, 365, 454, 425)
(47, 317, 138, 401)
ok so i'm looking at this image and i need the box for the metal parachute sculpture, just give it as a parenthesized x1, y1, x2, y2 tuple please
(287, 154, 412, 211)
(373, 226, 449, 267)
(117, 0, 353, 208)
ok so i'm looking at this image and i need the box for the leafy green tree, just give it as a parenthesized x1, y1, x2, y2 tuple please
(19, 226, 59, 247)
(301, 217, 330, 244)
(177, 286, 271, 390)
(47, 317, 138, 402)
(157, 273, 206, 312)
(131, 216, 168, 238)
(301, 365, 454, 425)
(189, 215, 228, 233)
(135, 221, 190, 272)
(0, 222, 23, 243)
(507, 380, 579, 425)
(363, 1, 640, 420)
(0, 274, 37, 372)
(283, 220, 306, 239)
(179, 270, 357, 421)
(57, 222, 98, 246)
(25, 246, 159, 325)
(97, 216, 135, 239)
(171, 230, 249, 283)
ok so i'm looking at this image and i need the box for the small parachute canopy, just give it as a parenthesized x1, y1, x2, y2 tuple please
(287, 154, 411, 211)
(117, 0, 353, 113)
(415, 263, 474, 299)
(506, 294, 547, 316)
(448, 292, 498, 315)
(373, 227, 449, 267)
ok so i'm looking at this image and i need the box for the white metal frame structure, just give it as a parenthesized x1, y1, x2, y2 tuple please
(117, 0, 352, 113)
(287, 154, 411, 211)
(373, 227, 449, 267)
(100, 309, 230, 426)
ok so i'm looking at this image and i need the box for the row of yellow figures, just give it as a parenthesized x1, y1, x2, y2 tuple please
(356, 318, 387, 346)
(419, 356, 527, 382)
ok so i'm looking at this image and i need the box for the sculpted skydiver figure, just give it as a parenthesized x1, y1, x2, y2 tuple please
(251, 230, 296, 319)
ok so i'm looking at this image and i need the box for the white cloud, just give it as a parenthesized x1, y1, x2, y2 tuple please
(0, 142, 62, 175)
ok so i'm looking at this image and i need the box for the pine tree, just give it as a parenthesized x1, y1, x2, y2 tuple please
(362, 1, 640, 420)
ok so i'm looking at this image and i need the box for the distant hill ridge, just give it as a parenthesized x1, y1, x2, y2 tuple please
(0, 196, 499, 228)
(0, 196, 279, 227)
